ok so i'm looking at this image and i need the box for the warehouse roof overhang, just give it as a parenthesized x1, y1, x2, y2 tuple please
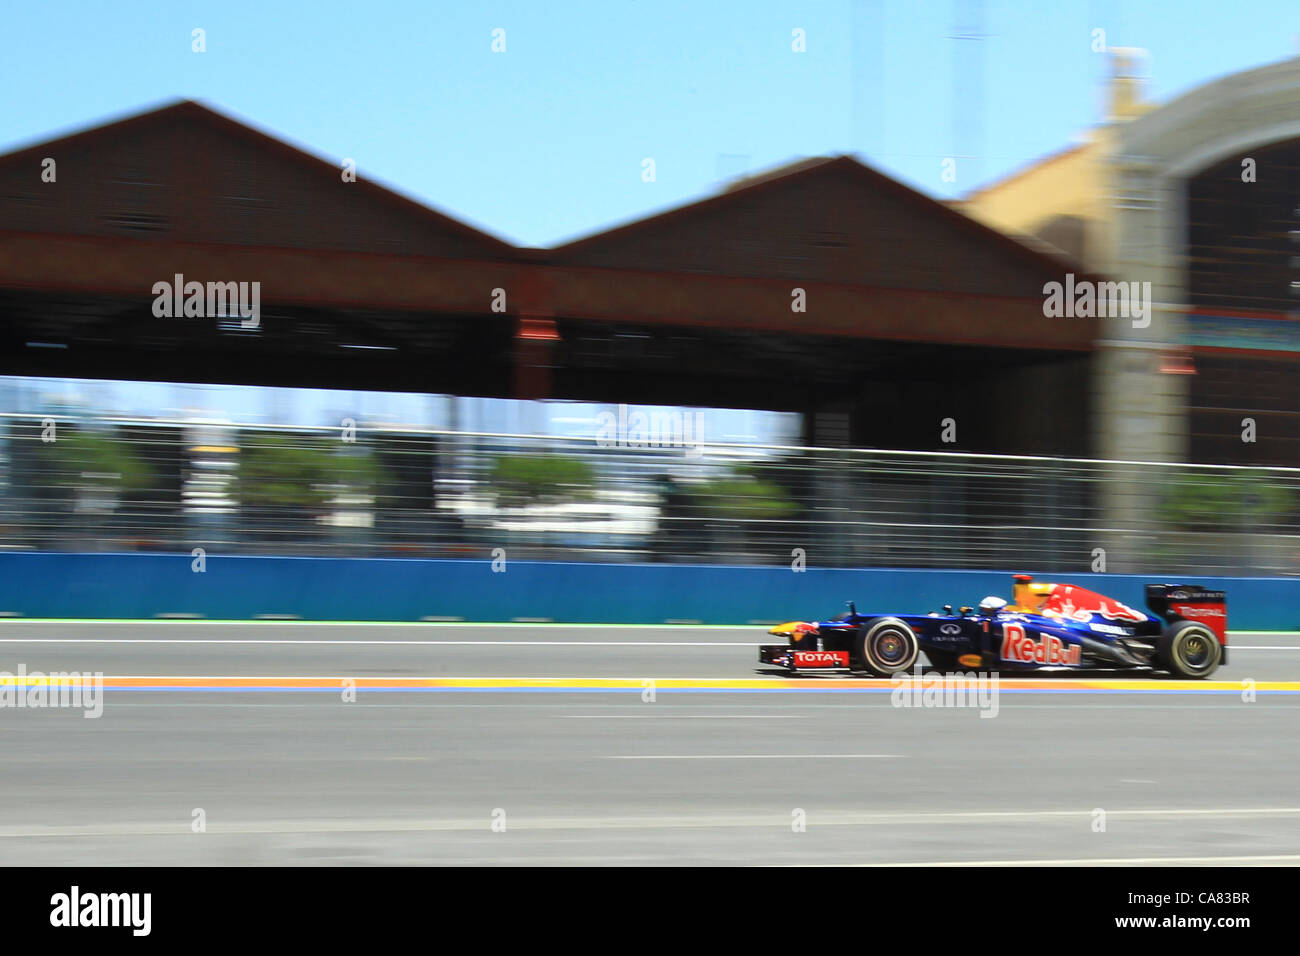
(0, 102, 1102, 395)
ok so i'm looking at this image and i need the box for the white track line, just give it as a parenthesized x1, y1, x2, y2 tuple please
(1, 806, 1298, 836)
(0, 639, 1293, 654)
(813, 854, 1300, 867)
(0, 621, 758, 629)
(0, 674, 795, 680)
(565, 714, 803, 719)
(606, 754, 904, 759)
(0, 620, 1293, 636)
(0, 639, 761, 646)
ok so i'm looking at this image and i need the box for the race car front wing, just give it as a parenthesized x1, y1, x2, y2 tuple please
(759, 645, 852, 672)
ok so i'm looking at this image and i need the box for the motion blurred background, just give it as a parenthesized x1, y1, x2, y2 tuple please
(1, 2, 1298, 587)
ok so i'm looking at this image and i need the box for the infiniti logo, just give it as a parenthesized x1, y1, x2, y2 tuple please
(940, 624, 962, 635)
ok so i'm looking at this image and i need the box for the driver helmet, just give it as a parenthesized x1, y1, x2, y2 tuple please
(978, 596, 1008, 615)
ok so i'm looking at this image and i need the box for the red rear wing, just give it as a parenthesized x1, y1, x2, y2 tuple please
(1145, 585, 1228, 642)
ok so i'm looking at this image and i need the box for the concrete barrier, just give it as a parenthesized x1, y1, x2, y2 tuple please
(0, 552, 1295, 630)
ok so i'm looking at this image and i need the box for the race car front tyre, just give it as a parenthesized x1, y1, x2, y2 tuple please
(856, 618, 920, 677)
(1156, 620, 1222, 679)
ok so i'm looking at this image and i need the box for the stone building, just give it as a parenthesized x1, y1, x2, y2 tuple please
(961, 49, 1300, 470)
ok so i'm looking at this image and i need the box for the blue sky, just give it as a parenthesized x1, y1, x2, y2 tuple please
(0, 375, 802, 445)
(4, 1, 1299, 247)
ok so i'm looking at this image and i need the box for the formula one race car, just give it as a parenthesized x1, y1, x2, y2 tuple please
(758, 575, 1227, 679)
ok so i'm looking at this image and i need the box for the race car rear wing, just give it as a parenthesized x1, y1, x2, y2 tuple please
(1144, 584, 1227, 642)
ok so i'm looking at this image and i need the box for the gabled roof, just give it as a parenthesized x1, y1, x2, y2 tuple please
(0, 99, 518, 257)
(550, 153, 1089, 280)
(719, 156, 842, 192)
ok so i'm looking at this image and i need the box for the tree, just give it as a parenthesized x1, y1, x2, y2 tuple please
(488, 454, 596, 509)
(1160, 469, 1294, 532)
(37, 428, 153, 494)
(235, 433, 383, 510)
(690, 464, 800, 520)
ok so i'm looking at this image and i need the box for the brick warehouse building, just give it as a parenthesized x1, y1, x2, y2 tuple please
(0, 99, 1099, 458)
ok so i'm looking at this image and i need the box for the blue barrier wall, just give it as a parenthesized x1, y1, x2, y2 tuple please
(0, 552, 1296, 630)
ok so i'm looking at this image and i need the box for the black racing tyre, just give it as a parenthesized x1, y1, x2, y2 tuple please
(855, 618, 920, 676)
(1156, 620, 1222, 679)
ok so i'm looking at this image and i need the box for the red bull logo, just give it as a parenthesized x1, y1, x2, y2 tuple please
(1000, 624, 1081, 666)
(1042, 585, 1146, 624)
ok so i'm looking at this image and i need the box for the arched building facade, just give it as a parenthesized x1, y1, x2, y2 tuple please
(963, 51, 1300, 469)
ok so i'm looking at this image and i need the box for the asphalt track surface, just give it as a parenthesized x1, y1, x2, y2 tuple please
(1, 621, 1299, 867)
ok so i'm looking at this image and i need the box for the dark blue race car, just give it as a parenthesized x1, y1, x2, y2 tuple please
(758, 575, 1227, 679)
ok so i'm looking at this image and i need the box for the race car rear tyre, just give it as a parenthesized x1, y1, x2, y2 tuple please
(856, 618, 920, 677)
(1156, 620, 1222, 679)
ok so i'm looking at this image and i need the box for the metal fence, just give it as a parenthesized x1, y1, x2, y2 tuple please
(1, 412, 1298, 576)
